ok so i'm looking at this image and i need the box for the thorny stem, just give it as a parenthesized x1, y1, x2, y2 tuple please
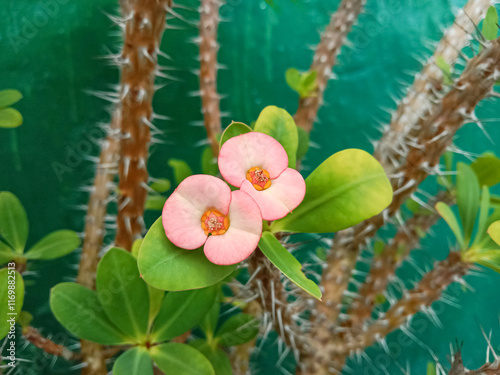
(294, 0, 366, 133)
(114, 0, 172, 250)
(199, 0, 223, 157)
(374, 0, 491, 174)
(344, 191, 454, 333)
(76, 113, 121, 375)
(307, 36, 500, 374)
(23, 326, 78, 361)
(341, 252, 472, 364)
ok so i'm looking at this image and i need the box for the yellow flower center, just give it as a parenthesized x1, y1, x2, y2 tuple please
(246, 167, 272, 191)
(201, 209, 229, 236)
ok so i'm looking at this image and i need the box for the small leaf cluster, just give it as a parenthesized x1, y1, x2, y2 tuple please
(436, 155, 500, 273)
(0, 89, 23, 128)
(285, 68, 318, 98)
(51, 248, 219, 375)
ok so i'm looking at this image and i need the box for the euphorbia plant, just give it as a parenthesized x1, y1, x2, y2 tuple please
(137, 106, 393, 300)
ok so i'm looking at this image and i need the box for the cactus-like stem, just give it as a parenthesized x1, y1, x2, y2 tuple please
(199, 0, 223, 157)
(294, 0, 366, 133)
(305, 36, 500, 374)
(23, 326, 78, 361)
(76, 112, 121, 374)
(77, 112, 121, 290)
(344, 191, 453, 332)
(374, 0, 491, 173)
(320, 35, 500, 320)
(339, 252, 471, 367)
(114, 0, 172, 250)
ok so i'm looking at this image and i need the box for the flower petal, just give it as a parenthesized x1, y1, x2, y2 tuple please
(204, 191, 262, 265)
(162, 175, 231, 249)
(240, 168, 306, 221)
(218, 132, 288, 187)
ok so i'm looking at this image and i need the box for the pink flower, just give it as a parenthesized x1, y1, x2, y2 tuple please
(162, 175, 262, 265)
(218, 132, 306, 221)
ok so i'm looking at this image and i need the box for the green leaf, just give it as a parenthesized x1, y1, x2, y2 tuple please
(254, 106, 298, 168)
(300, 70, 318, 97)
(435, 56, 453, 85)
(138, 219, 236, 291)
(271, 149, 393, 233)
(285, 68, 318, 98)
(190, 340, 232, 375)
(0, 90, 22, 108)
(24, 230, 80, 260)
(96, 248, 149, 341)
(150, 179, 171, 193)
(488, 221, 500, 246)
(148, 285, 165, 327)
(131, 239, 143, 259)
(0, 241, 17, 265)
(482, 6, 499, 40)
(258, 232, 322, 299)
(471, 153, 500, 187)
(427, 362, 437, 375)
(216, 313, 259, 347)
(436, 202, 465, 248)
(296, 126, 310, 160)
(0, 268, 24, 339)
(145, 195, 167, 211)
(113, 347, 153, 375)
(168, 159, 193, 185)
(219, 122, 252, 148)
(151, 286, 217, 342)
(200, 300, 220, 339)
(50, 282, 130, 345)
(0, 192, 29, 253)
(456, 163, 481, 244)
(285, 68, 301, 92)
(150, 343, 215, 375)
(0, 108, 23, 128)
(201, 147, 219, 176)
(472, 187, 491, 248)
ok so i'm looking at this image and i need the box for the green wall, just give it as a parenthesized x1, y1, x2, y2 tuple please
(1, 0, 499, 373)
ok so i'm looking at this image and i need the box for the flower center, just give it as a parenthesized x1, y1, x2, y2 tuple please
(246, 167, 272, 191)
(201, 209, 229, 236)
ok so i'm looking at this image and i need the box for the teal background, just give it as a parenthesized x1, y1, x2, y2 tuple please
(1, 0, 500, 373)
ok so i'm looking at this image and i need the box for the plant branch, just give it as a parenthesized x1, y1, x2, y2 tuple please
(23, 326, 79, 361)
(199, 0, 223, 157)
(114, 0, 172, 250)
(374, 0, 491, 174)
(306, 35, 500, 374)
(294, 0, 366, 133)
(344, 191, 453, 333)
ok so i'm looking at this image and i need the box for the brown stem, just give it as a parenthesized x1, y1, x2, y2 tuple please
(294, 0, 366, 133)
(114, 0, 172, 250)
(344, 191, 453, 332)
(306, 36, 500, 374)
(375, 0, 491, 174)
(199, 0, 223, 157)
(77, 111, 120, 290)
(320, 35, 500, 321)
(338, 252, 471, 366)
(23, 326, 78, 361)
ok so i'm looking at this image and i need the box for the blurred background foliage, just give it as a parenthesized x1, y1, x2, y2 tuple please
(1, 0, 499, 373)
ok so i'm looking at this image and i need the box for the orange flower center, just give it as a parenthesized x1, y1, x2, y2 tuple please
(201, 209, 229, 236)
(246, 167, 272, 191)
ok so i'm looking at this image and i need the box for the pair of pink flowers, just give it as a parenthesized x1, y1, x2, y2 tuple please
(162, 132, 306, 265)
